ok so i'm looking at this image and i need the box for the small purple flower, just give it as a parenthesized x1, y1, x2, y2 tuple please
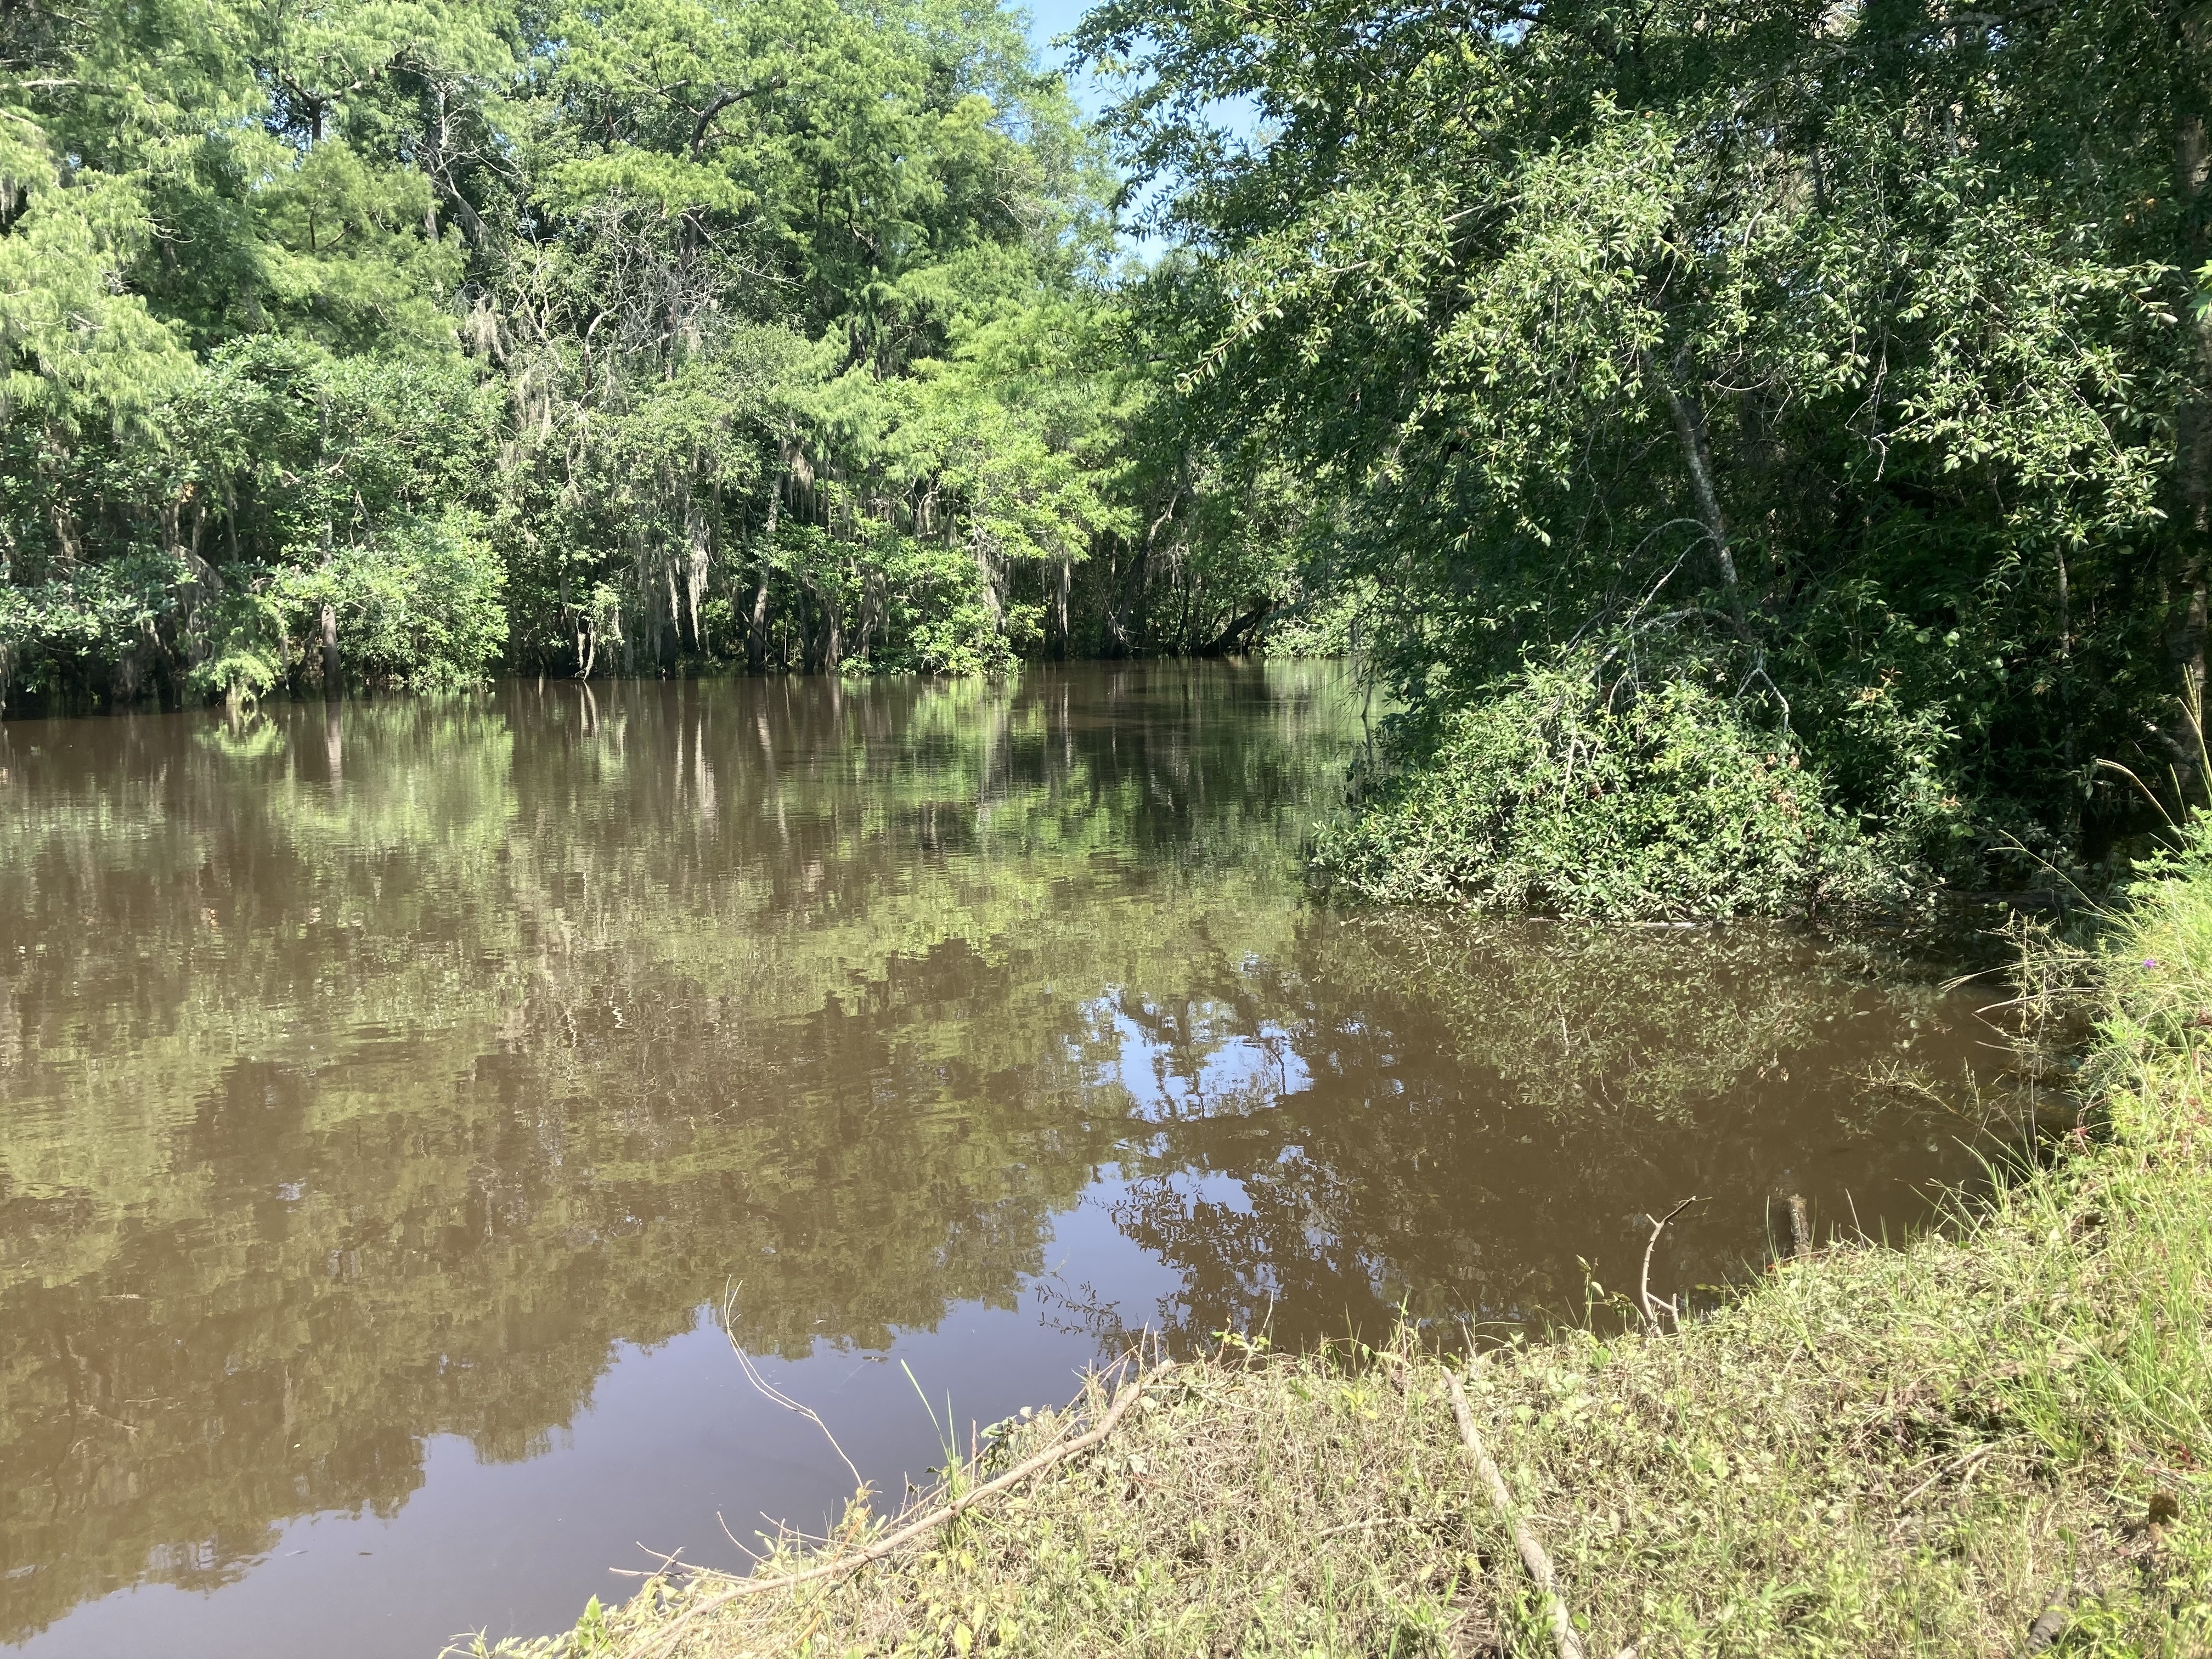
(2144, 958, 2160, 969)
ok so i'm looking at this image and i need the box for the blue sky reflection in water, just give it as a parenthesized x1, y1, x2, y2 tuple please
(2, 664, 2010, 1657)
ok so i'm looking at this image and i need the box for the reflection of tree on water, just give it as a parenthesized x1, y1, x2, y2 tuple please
(0, 664, 1355, 1643)
(0, 665, 1993, 1643)
(1101, 918, 1999, 1356)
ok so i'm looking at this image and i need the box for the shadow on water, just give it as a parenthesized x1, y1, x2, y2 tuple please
(0, 663, 2024, 1656)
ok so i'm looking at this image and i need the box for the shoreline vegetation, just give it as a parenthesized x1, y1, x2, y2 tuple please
(8, 0, 2209, 923)
(469, 832, 2212, 1659)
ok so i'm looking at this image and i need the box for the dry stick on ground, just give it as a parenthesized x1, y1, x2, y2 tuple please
(624, 1363, 1148, 1659)
(1446, 1367, 1589, 1659)
(1638, 1197, 1699, 1331)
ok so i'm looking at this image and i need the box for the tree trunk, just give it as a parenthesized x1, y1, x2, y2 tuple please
(1199, 600, 1276, 657)
(685, 499, 712, 651)
(1663, 346, 1741, 609)
(749, 470, 782, 673)
(798, 577, 841, 672)
(972, 534, 1003, 631)
(320, 602, 340, 694)
(860, 567, 886, 659)
(1054, 555, 1072, 658)
(748, 574, 772, 673)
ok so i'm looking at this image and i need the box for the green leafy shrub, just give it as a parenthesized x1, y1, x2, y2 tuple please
(0, 552, 192, 709)
(276, 510, 505, 690)
(183, 583, 286, 706)
(1311, 657, 1902, 919)
(871, 535, 1021, 677)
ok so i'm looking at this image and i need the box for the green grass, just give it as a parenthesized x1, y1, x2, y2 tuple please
(469, 837, 2212, 1659)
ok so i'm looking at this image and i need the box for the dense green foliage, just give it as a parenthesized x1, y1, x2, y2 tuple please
(1078, 0, 2212, 910)
(0, 0, 1310, 708)
(12, 0, 2212, 909)
(1310, 657, 1888, 917)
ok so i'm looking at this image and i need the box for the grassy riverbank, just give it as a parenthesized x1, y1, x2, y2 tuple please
(481, 848, 2212, 1659)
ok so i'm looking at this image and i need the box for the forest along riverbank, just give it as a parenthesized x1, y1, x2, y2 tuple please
(495, 849, 2212, 1658)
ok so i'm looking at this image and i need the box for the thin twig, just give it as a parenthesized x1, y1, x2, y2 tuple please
(626, 1362, 1147, 1657)
(720, 1285, 862, 1493)
(608, 1545, 690, 1582)
(1894, 1440, 2003, 1513)
(1446, 1367, 1589, 1659)
(1639, 1198, 1699, 1330)
(715, 1509, 765, 1566)
(1314, 1513, 1425, 1541)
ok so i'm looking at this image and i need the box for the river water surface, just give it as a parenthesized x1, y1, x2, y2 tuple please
(3, 664, 2013, 1656)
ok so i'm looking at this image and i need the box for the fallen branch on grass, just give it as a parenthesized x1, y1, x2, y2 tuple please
(1446, 1367, 1589, 1659)
(624, 1364, 1149, 1658)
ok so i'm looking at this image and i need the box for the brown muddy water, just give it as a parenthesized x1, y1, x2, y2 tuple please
(3, 663, 2024, 1657)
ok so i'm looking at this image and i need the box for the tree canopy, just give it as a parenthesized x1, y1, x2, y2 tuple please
(1078, 0, 2212, 907)
(7, 0, 2211, 904)
(0, 0, 1305, 713)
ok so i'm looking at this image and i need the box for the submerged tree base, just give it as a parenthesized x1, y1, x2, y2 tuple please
(478, 854, 2212, 1659)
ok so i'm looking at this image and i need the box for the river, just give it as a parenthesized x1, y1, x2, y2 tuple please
(1, 663, 2011, 1656)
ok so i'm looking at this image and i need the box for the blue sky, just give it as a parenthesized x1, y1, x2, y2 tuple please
(1017, 0, 1262, 255)
(1018, 0, 1265, 132)
(1018, 0, 1175, 253)
(1020, 0, 1115, 117)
